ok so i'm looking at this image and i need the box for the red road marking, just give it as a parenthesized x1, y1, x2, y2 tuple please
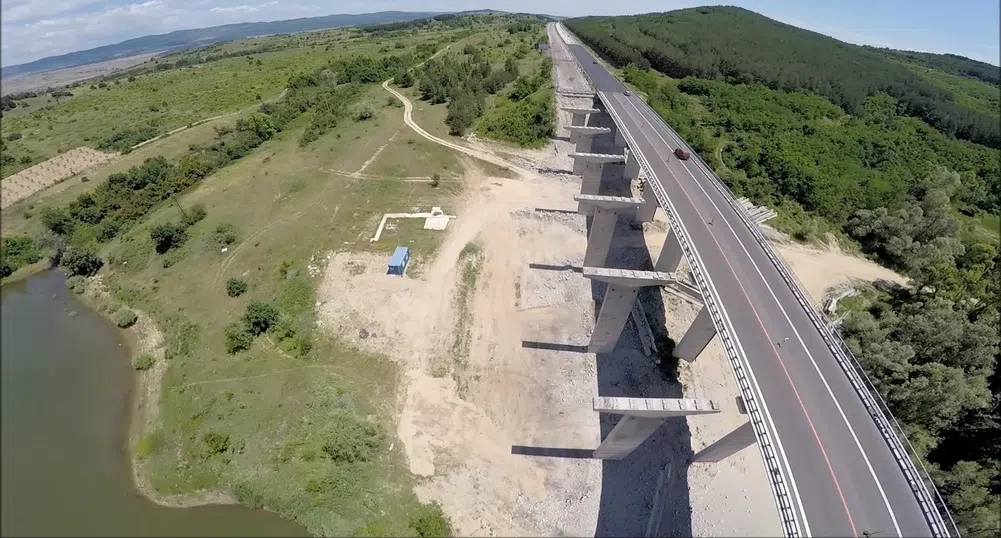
(640, 122, 861, 536)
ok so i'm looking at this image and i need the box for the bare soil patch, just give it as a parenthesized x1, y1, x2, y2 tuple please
(2, 147, 118, 209)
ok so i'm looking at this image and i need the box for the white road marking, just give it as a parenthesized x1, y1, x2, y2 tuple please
(605, 90, 811, 537)
(622, 94, 902, 537)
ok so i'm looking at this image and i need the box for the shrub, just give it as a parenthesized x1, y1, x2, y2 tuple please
(61, 247, 103, 276)
(202, 431, 230, 456)
(80, 176, 90, 182)
(224, 322, 254, 353)
(7, 132, 21, 141)
(320, 413, 385, 462)
(356, 106, 374, 121)
(150, 222, 188, 254)
(430, 173, 441, 188)
(226, 277, 248, 297)
(182, 203, 207, 226)
(65, 275, 87, 294)
(131, 352, 154, 370)
(243, 301, 279, 335)
(113, 307, 138, 328)
(214, 223, 238, 246)
(409, 503, 452, 537)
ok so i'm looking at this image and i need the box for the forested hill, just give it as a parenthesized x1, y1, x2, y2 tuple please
(868, 48, 1001, 86)
(564, 6, 1000, 149)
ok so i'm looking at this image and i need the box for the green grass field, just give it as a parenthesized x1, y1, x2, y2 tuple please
(1, 16, 547, 536)
(0, 28, 468, 178)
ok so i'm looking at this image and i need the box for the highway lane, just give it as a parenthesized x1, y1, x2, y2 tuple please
(563, 34, 936, 538)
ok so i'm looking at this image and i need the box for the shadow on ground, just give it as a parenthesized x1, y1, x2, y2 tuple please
(513, 110, 694, 535)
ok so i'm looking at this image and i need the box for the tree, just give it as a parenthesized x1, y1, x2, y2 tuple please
(243, 301, 279, 335)
(60, 247, 103, 276)
(396, 70, 414, 87)
(226, 278, 248, 297)
(150, 222, 188, 254)
(224, 322, 254, 353)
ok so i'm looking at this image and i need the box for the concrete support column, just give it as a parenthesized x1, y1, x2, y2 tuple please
(635, 192, 658, 223)
(594, 415, 666, 459)
(593, 397, 720, 460)
(691, 421, 756, 463)
(590, 284, 640, 353)
(591, 96, 603, 111)
(674, 305, 717, 361)
(623, 151, 641, 183)
(654, 229, 684, 273)
(613, 127, 627, 148)
(573, 137, 595, 175)
(570, 112, 586, 127)
(583, 267, 673, 353)
(584, 207, 619, 268)
(580, 161, 603, 195)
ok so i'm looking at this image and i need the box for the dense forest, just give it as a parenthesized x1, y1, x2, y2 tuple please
(568, 7, 999, 536)
(565, 7, 1000, 149)
(869, 48, 1001, 86)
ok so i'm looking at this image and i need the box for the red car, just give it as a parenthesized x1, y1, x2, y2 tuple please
(674, 147, 690, 160)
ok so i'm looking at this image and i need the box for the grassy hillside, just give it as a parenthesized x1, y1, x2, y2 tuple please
(0, 27, 467, 178)
(0, 11, 441, 78)
(565, 7, 1000, 150)
(567, 8, 1000, 536)
(0, 14, 533, 535)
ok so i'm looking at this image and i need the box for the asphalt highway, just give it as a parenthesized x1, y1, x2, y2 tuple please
(562, 31, 937, 538)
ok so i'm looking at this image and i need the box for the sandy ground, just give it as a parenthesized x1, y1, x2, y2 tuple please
(1, 147, 118, 209)
(315, 24, 910, 537)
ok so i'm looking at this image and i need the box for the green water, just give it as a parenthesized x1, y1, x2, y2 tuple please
(1, 270, 308, 537)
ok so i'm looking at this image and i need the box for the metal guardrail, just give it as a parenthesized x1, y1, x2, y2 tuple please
(552, 23, 803, 538)
(675, 143, 960, 538)
(557, 22, 961, 538)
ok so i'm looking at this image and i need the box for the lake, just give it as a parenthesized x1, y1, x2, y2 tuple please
(1, 270, 308, 537)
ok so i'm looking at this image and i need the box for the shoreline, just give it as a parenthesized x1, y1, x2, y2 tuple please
(74, 274, 238, 509)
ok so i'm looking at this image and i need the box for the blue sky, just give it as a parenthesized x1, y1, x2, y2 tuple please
(2, 0, 999, 67)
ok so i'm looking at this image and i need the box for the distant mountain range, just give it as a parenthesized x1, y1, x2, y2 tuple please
(2, 11, 445, 78)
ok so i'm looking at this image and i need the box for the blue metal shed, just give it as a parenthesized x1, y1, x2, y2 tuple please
(387, 246, 410, 275)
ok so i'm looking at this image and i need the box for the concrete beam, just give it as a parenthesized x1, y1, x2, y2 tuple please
(569, 152, 626, 164)
(583, 207, 618, 267)
(674, 305, 717, 361)
(593, 398, 722, 460)
(574, 194, 642, 213)
(582, 267, 674, 288)
(561, 107, 601, 115)
(654, 229, 684, 273)
(593, 397, 720, 418)
(691, 421, 756, 463)
(566, 126, 612, 135)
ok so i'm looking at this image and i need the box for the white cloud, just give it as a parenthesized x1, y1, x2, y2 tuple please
(210, 5, 258, 13)
(1, 0, 106, 24)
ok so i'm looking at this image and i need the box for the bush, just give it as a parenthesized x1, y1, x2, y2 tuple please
(213, 223, 238, 246)
(224, 322, 254, 353)
(150, 222, 188, 254)
(202, 431, 230, 456)
(7, 132, 21, 141)
(430, 173, 441, 188)
(356, 106, 374, 121)
(131, 352, 154, 370)
(243, 301, 279, 335)
(182, 203, 207, 226)
(320, 413, 385, 462)
(113, 307, 138, 328)
(61, 247, 103, 276)
(409, 503, 452, 537)
(65, 275, 87, 294)
(226, 278, 248, 297)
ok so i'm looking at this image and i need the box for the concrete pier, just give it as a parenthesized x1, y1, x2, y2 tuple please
(654, 228, 684, 273)
(691, 420, 756, 463)
(562, 107, 601, 129)
(575, 194, 643, 267)
(593, 397, 720, 460)
(568, 128, 613, 172)
(582, 267, 674, 352)
(570, 152, 625, 197)
(673, 305, 718, 361)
